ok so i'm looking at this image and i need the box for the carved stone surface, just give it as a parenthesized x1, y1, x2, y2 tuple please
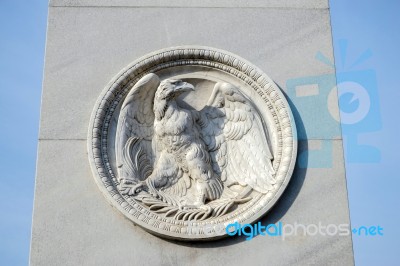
(88, 46, 297, 240)
(31, 2, 354, 265)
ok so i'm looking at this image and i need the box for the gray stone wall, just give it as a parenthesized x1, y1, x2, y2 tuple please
(31, 1, 353, 265)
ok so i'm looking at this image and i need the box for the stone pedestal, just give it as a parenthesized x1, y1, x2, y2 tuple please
(31, 1, 354, 265)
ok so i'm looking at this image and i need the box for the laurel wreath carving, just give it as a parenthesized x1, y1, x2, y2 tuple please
(132, 191, 252, 222)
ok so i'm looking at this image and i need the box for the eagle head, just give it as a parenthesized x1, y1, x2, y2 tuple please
(154, 79, 194, 120)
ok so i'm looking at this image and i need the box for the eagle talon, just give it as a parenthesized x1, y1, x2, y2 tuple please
(199, 205, 211, 213)
(119, 181, 148, 196)
(132, 181, 148, 195)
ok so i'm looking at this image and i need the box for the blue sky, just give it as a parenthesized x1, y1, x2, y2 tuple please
(0, 1, 47, 265)
(0, 0, 398, 265)
(330, 1, 400, 265)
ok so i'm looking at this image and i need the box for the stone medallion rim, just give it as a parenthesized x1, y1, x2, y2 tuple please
(87, 45, 297, 240)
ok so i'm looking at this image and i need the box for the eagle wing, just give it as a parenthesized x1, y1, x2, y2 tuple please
(115, 73, 160, 184)
(197, 82, 276, 193)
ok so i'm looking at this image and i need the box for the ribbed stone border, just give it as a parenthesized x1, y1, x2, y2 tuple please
(87, 46, 297, 240)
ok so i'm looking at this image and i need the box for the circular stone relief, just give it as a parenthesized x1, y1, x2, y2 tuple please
(88, 46, 297, 240)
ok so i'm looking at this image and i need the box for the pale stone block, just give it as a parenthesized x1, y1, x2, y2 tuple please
(39, 7, 337, 140)
(49, 0, 329, 9)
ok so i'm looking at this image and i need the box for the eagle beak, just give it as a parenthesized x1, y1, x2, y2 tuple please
(174, 81, 195, 94)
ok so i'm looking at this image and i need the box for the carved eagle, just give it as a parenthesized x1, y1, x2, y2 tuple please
(115, 73, 276, 209)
